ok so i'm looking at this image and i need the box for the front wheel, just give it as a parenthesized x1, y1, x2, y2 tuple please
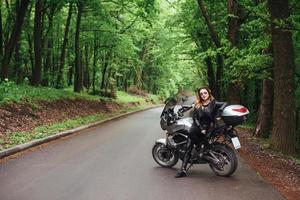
(208, 144, 238, 176)
(152, 143, 179, 168)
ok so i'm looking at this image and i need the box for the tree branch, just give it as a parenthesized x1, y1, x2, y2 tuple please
(236, 0, 300, 32)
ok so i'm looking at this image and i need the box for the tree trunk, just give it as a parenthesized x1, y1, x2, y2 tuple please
(254, 79, 273, 137)
(227, 84, 242, 104)
(51, 19, 61, 84)
(136, 43, 147, 89)
(227, 0, 242, 104)
(42, 39, 52, 86)
(197, 0, 221, 48)
(268, 0, 296, 155)
(100, 56, 108, 91)
(4, 0, 10, 9)
(83, 44, 90, 91)
(215, 55, 223, 99)
(148, 79, 151, 93)
(3, 0, 13, 52)
(205, 56, 216, 93)
(31, 0, 43, 86)
(27, 34, 34, 78)
(56, 2, 73, 88)
(195, 35, 217, 95)
(227, 0, 240, 46)
(67, 43, 73, 86)
(14, 38, 22, 83)
(253, 44, 274, 138)
(124, 78, 128, 92)
(100, 49, 112, 91)
(12, 0, 21, 83)
(68, 66, 73, 86)
(0, 1, 3, 59)
(1, 0, 30, 81)
(42, 6, 54, 87)
(197, 0, 223, 99)
(74, 2, 83, 92)
(92, 36, 97, 94)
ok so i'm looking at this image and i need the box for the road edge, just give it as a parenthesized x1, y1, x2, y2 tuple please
(0, 105, 161, 159)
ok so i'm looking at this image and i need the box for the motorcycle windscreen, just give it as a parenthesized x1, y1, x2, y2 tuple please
(161, 98, 177, 114)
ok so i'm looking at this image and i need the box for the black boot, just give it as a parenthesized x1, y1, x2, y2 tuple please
(175, 169, 187, 178)
(175, 140, 192, 178)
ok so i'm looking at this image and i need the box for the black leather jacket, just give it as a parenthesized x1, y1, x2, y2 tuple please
(193, 100, 227, 130)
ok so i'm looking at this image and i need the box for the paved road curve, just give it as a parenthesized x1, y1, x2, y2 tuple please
(0, 108, 284, 200)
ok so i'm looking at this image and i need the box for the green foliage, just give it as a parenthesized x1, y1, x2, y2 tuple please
(295, 157, 300, 165)
(116, 91, 145, 104)
(224, 43, 272, 84)
(1, 0, 300, 152)
(0, 0, 199, 101)
(147, 93, 161, 104)
(0, 81, 162, 108)
(0, 81, 100, 105)
(116, 90, 161, 105)
(175, 0, 273, 89)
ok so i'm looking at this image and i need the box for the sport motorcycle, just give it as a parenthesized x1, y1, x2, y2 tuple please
(152, 97, 249, 176)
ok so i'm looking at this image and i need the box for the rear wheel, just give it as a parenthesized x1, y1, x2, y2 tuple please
(152, 143, 179, 168)
(208, 144, 238, 176)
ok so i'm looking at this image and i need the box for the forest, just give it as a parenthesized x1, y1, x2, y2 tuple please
(0, 0, 299, 156)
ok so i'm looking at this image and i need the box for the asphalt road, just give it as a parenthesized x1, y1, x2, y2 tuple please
(0, 108, 284, 200)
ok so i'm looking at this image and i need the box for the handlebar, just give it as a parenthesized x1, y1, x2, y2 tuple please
(177, 105, 193, 118)
(219, 102, 228, 111)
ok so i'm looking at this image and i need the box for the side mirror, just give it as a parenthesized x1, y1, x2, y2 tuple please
(182, 96, 188, 102)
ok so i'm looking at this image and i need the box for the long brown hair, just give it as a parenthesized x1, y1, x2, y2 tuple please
(195, 86, 214, 108)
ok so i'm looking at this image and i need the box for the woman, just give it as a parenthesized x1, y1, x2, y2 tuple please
(175, 86, 226, 178)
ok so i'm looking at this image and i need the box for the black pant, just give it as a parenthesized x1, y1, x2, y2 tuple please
(181, 126, 205, 170)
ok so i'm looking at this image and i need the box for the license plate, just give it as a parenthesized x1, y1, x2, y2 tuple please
(231, 137, 241, 149)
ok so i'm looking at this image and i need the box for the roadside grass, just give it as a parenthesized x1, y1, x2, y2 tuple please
(0, 82, 161, 106)
(238, 122, 255, 129)
(0, 82, 100, 106)
(0, 113, 105, 150)
(119, 105, 148, 113)
(0, 104, 153, 151)
(0, 82, 161, 151)
(147, 93, 161, 104)
(116, 91, 146, 104)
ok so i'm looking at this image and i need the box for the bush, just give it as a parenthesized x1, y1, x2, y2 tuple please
(0, 81, 23, 104)
(0, 81, 101, 105)
(127, 87, 147, 96)
(100, 90, 117, 99)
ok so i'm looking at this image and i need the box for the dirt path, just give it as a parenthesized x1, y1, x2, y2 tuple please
(238, 128, 300, 200)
